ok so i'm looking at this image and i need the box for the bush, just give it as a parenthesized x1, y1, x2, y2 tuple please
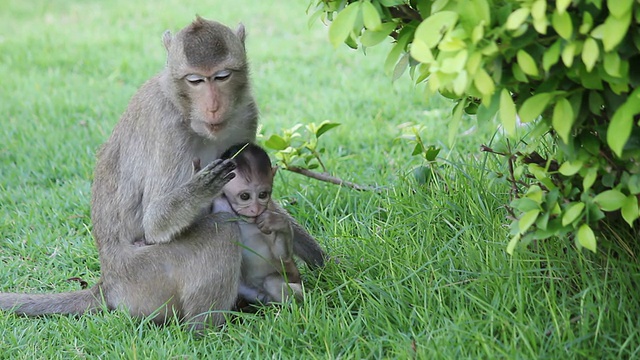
(309, 0, 640, 253)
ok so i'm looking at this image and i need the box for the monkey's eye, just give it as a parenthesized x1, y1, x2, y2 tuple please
(213, 70, 232, 81)
(239, 193, 250, 201)
(185, 74, 206, 85)
(258, 191, 270, 200)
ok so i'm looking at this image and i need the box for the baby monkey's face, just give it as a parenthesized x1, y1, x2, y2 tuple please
(223, 171, 272, 222)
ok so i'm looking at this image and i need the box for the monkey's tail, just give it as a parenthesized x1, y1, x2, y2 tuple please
(0, 285, 103, 316)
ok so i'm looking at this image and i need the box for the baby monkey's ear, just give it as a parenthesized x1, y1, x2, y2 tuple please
(271, 166, 278, 178)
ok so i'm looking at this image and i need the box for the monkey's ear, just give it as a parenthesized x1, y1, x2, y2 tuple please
(271, 166, 278, 177)
(162, 30, 173, 51)
(236, 23, 246, 44)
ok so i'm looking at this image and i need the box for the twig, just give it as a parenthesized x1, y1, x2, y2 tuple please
(388, 5, 423, 22)
(285, 166, 374, 191)
(481, 144, 519, 200)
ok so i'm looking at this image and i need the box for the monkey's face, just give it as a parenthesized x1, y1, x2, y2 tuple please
(223, 174, 272, 222)
(182, 68, 249, 139)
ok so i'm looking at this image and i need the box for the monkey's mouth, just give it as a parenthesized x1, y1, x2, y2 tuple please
(206, 122, 225, 133)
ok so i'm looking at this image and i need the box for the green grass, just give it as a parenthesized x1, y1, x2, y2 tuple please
(1, 0, 639, 358)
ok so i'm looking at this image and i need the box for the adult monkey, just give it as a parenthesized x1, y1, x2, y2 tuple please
(0, 16, 325, 330)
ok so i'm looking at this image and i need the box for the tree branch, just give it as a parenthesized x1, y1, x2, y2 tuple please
(285, 166, 375, 191)
(388, 5, 423, 22)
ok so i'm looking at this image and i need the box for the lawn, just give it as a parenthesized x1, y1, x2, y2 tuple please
(1, 0, 639, 358)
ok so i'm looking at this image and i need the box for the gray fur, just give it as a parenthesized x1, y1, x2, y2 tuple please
(0, 17, 324, 329)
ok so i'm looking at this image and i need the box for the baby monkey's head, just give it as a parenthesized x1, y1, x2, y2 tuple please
(220, 143, 275, 222)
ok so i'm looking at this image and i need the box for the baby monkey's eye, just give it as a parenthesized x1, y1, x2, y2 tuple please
(239, 193, 250, 201)
(185, 74, 206, 85)
(258, 191, 270, 200)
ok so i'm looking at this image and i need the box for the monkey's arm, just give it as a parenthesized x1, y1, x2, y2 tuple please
(256, 211, 294, 260)
(143, 159, 236, 244)
(268, 202, 326, 268)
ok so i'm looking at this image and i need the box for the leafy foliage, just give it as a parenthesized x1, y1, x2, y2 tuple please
(264, 120, 340, 172)
(264, 121, 376, 190)
(310, 0, 640, 253)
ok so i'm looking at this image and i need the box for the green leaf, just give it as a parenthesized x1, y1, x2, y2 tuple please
(441, 49, 468, 74)
(448, 99, 465, 146)
(581, 37, 599, 72)
(551, 9, 573, 39)
(362, 1, 382, 30)
(629, 174, 640, 194)
(379, 0, 404, 5)
(536, 211, 550, 230)
(506, 8, 530, 31)
(579, 12, 594, 34)
(561, 42, 576, 67)
(583, 167, 598, 190)
(562, 202, 585, 226)
(519, 209, 540, 233)
(525, 185, 544, 204)
(608, 0, 633, 18)
(452, 70, 468, 96)
(411, 143, 424, 156)
(533, 16, 549, 34)
(473, 68, 495, 97)
(621, 194, 639, 227)
(577, 224, 597, 253)
(552, 98, 574, 144)
(607, 104, 633, 157)
(328, 2, 361, 48)
(410, 39, 434, 63)
(264, 134, 289, 150)
(593, 189, 627, 211)
(511, 198, 542, 212)
(413, 165, 432, 185)
(457, 0, 491, 27)
(602, 12, 632, 51)
(588, 91, 604, 115)
(556, 0, 571, 14)
(361, 22, 397, 47)
(531, 0, 546, 21)
(558, 159, 584, 176)
(517, 50, 539, 77)
(414, 11, 459, 49)
(315, 121, 341, 138)
(425, 146, 440, 161)
(499, 89, 516, 136)
(431, 0, 450, 13)
(384, 35, 409, 75)
(471, 23, 485, 44)
(603, 51, 622, 77)
(393, 53, 410, 81)
(519, 93, 553, 123)
(506, 233, 521, 255)
(543, 40, 561, 72)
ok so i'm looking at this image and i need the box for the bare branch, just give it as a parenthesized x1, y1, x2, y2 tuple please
(285, 166, 376, 191)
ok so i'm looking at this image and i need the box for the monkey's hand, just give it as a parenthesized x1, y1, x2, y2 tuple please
(190, 159, 236, 198)
(143, 159, 236, 245)
(256, 210, 290, 235)
(257, 211, 294, 259)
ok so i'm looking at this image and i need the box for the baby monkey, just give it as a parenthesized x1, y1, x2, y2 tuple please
(199, 143, 303, 304)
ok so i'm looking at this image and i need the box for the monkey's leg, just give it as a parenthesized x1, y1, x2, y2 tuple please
(262, 275, 303, 303)
(175, 213, 242, 330)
